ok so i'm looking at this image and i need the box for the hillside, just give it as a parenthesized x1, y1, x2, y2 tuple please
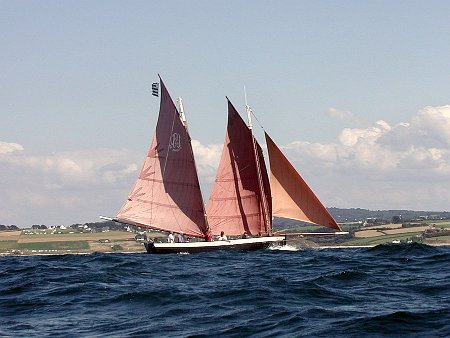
(1, 208, 449, 230)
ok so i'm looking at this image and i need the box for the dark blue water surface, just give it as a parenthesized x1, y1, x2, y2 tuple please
(1, 243, 449, 337)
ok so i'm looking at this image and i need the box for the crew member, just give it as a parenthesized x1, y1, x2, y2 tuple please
(167, 232, 175, 243)
(218, 231, 227, 241)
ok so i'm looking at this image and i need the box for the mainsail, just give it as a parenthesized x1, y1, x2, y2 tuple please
(265, 132, 341, 231)
(116, 77, 209, 238)
(206, 99, 272, 236)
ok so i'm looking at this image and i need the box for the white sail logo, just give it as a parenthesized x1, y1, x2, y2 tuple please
(169, 132, 182, 152)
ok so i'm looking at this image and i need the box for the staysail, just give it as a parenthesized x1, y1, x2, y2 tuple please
(265, 132, 341, 231)
(116, 77, 208, 237)
(206, 99, 272, 236)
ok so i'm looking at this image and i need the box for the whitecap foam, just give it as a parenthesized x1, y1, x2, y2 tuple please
(269, 244, 300, 251)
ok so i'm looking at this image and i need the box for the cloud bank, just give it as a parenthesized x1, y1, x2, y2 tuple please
(0, 146, 140, 226)
(284, 105, 450, 210)
(0, 141, 23, 154)
(1, 105, 449, 227)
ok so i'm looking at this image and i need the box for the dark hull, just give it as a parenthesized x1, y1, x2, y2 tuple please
(144, 237, 286, 254)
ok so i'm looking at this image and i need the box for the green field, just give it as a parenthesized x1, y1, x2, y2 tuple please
(427, 219, 450, 224)
(278, 225, 327, 233)
(22, 229, 82, 235)
(0, 241, 19, 250)
(342, 232, 422, 246)
(276, 222, 361, 233)
(1, 240, 90, 252)
(424, 235, 450, 244)
(17, 241, 90, 251)
(339, 223, 362, 232)
(410, 220, 450, 229)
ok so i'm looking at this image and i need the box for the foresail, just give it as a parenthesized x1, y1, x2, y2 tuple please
(265, 132, 341, 231)
(116, 77, 208, 237)
(206, 100, 271, 236)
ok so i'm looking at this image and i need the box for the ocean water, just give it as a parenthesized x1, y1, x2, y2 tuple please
(1, 243, 449, 337)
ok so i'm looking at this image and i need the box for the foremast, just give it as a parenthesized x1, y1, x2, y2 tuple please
(114, 76, 209, 238)
(177, 95, 211, 238)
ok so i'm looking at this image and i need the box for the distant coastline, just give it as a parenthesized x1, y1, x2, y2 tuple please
(1, 224, 449, 256)
(1, 209, 450, 256)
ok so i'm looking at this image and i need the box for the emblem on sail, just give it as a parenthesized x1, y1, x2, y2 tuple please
(169, 132, 182, 152)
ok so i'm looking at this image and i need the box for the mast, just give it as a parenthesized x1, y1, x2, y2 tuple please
(245, 90, 271, 234)
(115, 76, 209, 237)
(177, 97, 187, 127)
(206, 100, 270, 236)
(244, 85, 253, 130)
(177, 96, 210, 237)
(253, 138, 271, 234)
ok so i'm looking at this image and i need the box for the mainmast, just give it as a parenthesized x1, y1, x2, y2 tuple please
(244, 85, 253, 130)
(244, 88, 271, 234)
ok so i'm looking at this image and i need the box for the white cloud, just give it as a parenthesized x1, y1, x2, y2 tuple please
(327, 107, 354, 120)
(0, 141, 23, 154)
(2, 105, 450, 227)
(0, 139, 223, 227)
(0, 144, 141, 226)
(2, 148, 139, 184)
(411, 105, 450, 146)
(191, 139, 221, 183)
(339, 120, 391, 147)
(281, 105, 450, 210)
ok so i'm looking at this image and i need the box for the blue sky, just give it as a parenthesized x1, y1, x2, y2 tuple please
(1, 1, 450, 226)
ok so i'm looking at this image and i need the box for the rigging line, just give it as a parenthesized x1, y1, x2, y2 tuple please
(243, 86, 265, 131)
(251, 110, 265, 131)
(243, 91, 270, 234)
(253, 136, 271, 234)
(245, 101, 270, 234)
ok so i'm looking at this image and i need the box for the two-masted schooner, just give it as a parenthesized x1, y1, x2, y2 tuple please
(103, 76, 344, 254)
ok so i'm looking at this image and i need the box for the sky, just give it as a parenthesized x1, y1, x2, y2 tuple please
(1, 1, 450, 227)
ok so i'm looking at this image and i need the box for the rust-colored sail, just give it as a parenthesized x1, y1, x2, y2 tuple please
(265, 132, 341, 231)
(206, 100, 271, 236)
(116, 77, 208, 238)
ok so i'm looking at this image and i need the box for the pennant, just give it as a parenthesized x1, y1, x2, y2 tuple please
(152, 82, 159, 97)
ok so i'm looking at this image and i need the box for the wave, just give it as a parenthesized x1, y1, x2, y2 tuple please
(340, 309, 450, 335)
(1, 247, 449, 337)
(365, 242, 439, 255)
(268, 244, 300, 251)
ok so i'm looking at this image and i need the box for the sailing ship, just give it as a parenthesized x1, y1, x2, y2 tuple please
(103, 76, 344, 254)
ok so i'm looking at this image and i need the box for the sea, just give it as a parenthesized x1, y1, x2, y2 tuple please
(1, 243, 449, 337)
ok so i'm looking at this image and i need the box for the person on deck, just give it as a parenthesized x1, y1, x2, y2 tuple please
(218, 231, 228, 241)
(167, 232, 175, 243)
(175, 232, 185, 243)
(241, 231, 249, 239)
